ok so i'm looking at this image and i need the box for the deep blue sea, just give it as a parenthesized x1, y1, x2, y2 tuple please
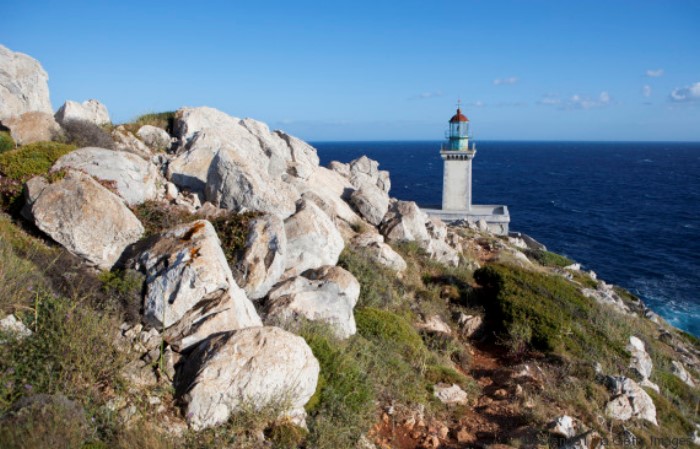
(312, 141, 700, 336)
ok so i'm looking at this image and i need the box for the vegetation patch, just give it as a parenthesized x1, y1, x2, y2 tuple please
(131, 201, 198, 236)
(60, 119, 115, 149)
(129, 111, 176, 134)
(355, 307, 427, 365)
(525, 248, 574, 268)
(210, 211, 262, 262)
(0, 130, 15, 153)
(338, 247, 401, 309)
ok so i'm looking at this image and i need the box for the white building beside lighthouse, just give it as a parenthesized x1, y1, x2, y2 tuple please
(424, 106, 510, 235)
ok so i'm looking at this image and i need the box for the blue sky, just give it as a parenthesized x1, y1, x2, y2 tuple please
(2, 0, 699, 141)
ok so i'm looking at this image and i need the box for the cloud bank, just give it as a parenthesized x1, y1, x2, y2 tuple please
(669, 82, 700, 103)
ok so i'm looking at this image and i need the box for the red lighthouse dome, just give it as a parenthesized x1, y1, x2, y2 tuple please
(449, 108, 469, 123)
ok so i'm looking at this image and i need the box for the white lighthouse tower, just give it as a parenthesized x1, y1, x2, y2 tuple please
(441, 104, 475, 210)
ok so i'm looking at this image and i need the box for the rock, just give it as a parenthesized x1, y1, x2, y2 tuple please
(0, 314, 32, 340)
(205, 145, 299, 218)
(357, 434, 378, 449)
(111, 125, 153, 159)
(177, 326, 319, 431)
(3, 111, 61, 145)
(627, 336, 653, 380)
(417, 315, 452, 335)
(28, 170, 144, 269)
(121, 359, 158, 388)
(267, 266, 360, 339)
(427, 238, 460, 267)
(0, 45, 52, 121)
(457, 314, 483, 338)
(639, 378, 661, 393)
(350, 184, 390, 226)
(671, 361, 696, 387)
(284, 200, 344, 276)
(380, 200, 431, 246)
(138, 220, 261, 348)
(293, 166, 362, 225)
(54, 99, 110, 126)
(137, 125, 171, 151)
(331, 155, 391, 194)
(604, 376, 657, 425)
(52, 147, 162, 205)
(350, 232, 407, 272)
(547, 415, 577, 439)
(433, 383, 468, 405)
(582, 282, 630, 314)
(231, 213, 287, 300)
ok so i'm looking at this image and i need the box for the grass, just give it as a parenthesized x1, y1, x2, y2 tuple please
(0, 130, 15, 153)
(210, 211, 262, 262)
(124, 111, 177, 135)
(131, 201, 198, 236)
(525, 248, 574, 268)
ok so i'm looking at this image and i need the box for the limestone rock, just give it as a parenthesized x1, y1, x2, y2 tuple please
(52, 147, 162, 205)
(0, 45, 52, 121)
(582, 281, 631, 314)
(604, 376, 657, 425)
(284, 200, 344, 276)
(380, 200, 431, 246)
(292, 166, 362, 225)
(331, 155, 391, 194)
(433, 383, 468, 405)
(671, 361, 696, 387)
(111, 125, 153, 160)
(547, 415, 577, 439)
(350, 232, 407, 272)
(627, 336, 653, 380)
(267, 266, 360, 339)
(205, 146, 299, 218)
(137, 125, 171, 151)
(177, 326, 319, 431)
(427, 238, 460, 267)
(3, 111, 61, 145)
(0, 314, 32, 340)
(350, 184, 390, 226)
(28, 170, 143, 269)
(231, 214, 287, 300)
(54, 99, 110, 126)
(457, 313, 483, 338)
(138, 220, 261, 341)
(417, 315, 452, 335)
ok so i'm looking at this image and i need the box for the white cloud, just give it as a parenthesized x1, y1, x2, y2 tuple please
(646, 69, 664, 77)
(410, 91, 443, 100)
(642, 85, 652, 97)
(493, 76, 518, 86)
(538, 92, 612, 109)
(669, 82, 700, 103)
(537, 94, 561, 106)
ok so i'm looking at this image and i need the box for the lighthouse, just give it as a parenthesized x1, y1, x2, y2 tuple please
(440, 105, 476, 211)
(423, 104, 511, 235)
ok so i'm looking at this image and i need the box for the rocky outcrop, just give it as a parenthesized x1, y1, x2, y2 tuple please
(604, 376, 657, 425)
(350, 232, 407, 272)
(284, 200, 344, 276)
(27, 170, 144, 269)
(291, 166, 362, 225)
(627, 336, 653, 380)
(671, 361, 696, 387)
(111, 125, 153, 160)
(137, 220, 261, 349)
(177, 326, 319, 431)
(582, 281, 631, 314)
(350, 185, 390, 226)
(266, 265, 360, 339)
(231, 214, 287, 300)
(0, 45, 52, 122)
(330, 155, 391, 194)
(54, 99, 110, 126)
(137, 125, 171, 151)
(3, 111, 61, 145)
(380, 200, 431, 246)
(52, 147, 162, 205)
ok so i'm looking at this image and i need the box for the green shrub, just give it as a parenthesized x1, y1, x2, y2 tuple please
(355, 307, 427, 365)
(60, 119, 115, 149)
(131, 111, 176, 134)
(525, 249, 574, 268)
(0, 130, 15, 153)
(338, 248, 400, 309)
(424, 364, 469, 388)
(210, 211, 262, 262)
(131, 201, 198, 236)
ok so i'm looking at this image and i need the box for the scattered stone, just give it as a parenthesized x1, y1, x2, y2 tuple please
(582, 281, 630, 314)
(604, 376, 657, 425)
(671, 361, 696, 387)
(267, 265, 360, 339)
(456, 313, 483, 338)
(547, 415, 577, 439)
(417, 315, 452, 335)
(284, 199, 344, 276)
(230, 213, 287, 300)
(137, 125, 171, 151)
(54, 99, 110, 126)
(433, 383, 468, 405)
(52, 147, 162, 205)
(177, 326, 319, 431)
(3, 111, 62, 145)
(112, 125, 153, 159)
(28, 170, 144, 269)
(121, 359, 158, 388)
(627, 336, 653, 380)
(0, 314, 32, 340)
(0, 45, 52, 121)
(350, 232, 407, 272)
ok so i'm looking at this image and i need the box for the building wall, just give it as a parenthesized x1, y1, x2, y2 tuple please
(442, 158, 471, 210)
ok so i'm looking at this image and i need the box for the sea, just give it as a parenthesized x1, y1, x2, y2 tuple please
(312, 141, 700, 337)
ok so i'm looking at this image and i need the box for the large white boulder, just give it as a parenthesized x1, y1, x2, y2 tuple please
(28, 170, 144, 270)
(604, 376, 657, 426)
(380, 200, 431, 246)
(231, 214, 287, 300)
(137, 125, 171, 151)
(52, 147, 162, 205)
(350, 184, 390, 226)
(138, 220, 261, 343)
(291, 166, 362, 225)
(54, 99, 110, 126)
(266, 265, 360, 339)
(0, 45, 52, 121)
(3, 111, 61, 145)
(350, 232, 407, 272)
(178, 326, 319, 431)
(330, 155, 391, 194)
(671, 361, 696, 387)
(284, 200, 344, 276)
(627, 336, 653, 380)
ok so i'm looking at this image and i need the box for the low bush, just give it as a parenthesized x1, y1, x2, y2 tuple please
(131, 111, 176, 134)
(61, 119, 115, 149)
(338, 248, 401, 309)
(355, 307, 427, 365)
(525, 248, 574, 268)
(131, 201, 198, 236)
(210, 211, 262, 262)
(0, 130, 15, 153)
